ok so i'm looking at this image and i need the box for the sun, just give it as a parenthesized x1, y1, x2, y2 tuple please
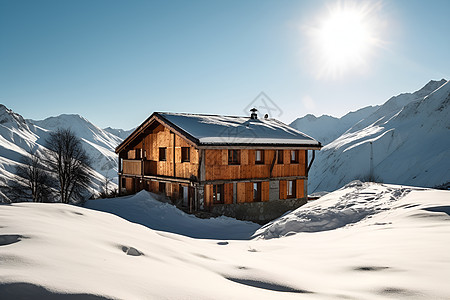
(306, 1, 383, 79)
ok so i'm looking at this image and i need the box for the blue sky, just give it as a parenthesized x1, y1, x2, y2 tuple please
(1, 0, 449, 130)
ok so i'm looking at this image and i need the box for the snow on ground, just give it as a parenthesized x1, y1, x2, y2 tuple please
(1, 182, 449, 299)
(84, 191, 260, 240)
(254, 180, 413, 238)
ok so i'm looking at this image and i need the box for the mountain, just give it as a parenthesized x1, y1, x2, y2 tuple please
(103, 127, 135, 140)
(0, 106, 125, 201)
(30, 114, 123, 179)
(306, 79, 450, 193)
(290, 105, 379, 145)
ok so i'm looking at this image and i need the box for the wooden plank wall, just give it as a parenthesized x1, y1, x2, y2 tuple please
(123, 123, 199, 180)
(261, 181, 270, 202)
(224, 183, 233, 204)
(296, 179, 305, 199)
(204, 149, 306, 181)
(125, 177, 135, 193)
(204, 184, 212, 207)
(122, 160, 141, 175)
(279, 180, 287, 200)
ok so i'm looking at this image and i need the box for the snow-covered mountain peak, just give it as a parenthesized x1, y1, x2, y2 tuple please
(31, 113, 95, 131)
(0, 104, 29, 131)
(309, 79, 450, 193)
(413, 78, 447, 98)
(103, 127, 135, 140)
(345, 79, 448, 134)
(0, 105, 130, 198)
(290, 106, 379, 145)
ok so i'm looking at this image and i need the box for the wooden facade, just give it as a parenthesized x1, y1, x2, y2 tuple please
(116, 112, 321, 218)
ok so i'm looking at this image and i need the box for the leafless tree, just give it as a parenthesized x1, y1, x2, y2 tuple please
(0, 150, 53, 203)
(46, 128, 91, 204)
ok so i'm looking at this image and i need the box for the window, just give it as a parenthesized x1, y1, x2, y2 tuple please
(253, 182, 262, 202)
(287, 180, 296, 198)
(228, 149, 240, 165)
(255, 150, 264, 164)
(121, 177, 126, 188)
(159, 147, 167, 161)
(290, 150, 299, 164)
(213, 184, 224, 204)
(181, 147, 190, 162)
(277, 150, 284, 164)
(159, 182, 166, 193)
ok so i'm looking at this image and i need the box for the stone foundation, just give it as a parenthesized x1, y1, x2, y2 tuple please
(211, 198, 307, 224)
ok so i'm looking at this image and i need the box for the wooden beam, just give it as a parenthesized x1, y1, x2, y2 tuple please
(198, 145, 322, 150)
(200, 176, 307, 185)
(269, 150, 277, 177)
(172, 132, 176, 177)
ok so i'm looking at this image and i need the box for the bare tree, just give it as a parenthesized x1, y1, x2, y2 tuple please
(15, 150, 53, 202)
(46, 128, 91, 204)
(0, 150, 53, 203)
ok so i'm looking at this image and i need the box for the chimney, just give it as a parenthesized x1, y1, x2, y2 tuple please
(250, 108, 258, 119)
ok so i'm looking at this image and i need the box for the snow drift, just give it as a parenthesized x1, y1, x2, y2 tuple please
(1, 183, 449, 299)
(85, 190, 260, 240)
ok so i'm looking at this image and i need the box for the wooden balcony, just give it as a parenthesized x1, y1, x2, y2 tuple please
(122, 159, 158, 176)
(122, 159, 142, 175)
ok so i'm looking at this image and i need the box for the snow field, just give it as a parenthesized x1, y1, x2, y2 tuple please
(1, 182, 449, 299)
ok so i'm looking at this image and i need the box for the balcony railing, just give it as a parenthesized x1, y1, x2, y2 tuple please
(122, 159, 142, 175)
(122, 159, 158, 176)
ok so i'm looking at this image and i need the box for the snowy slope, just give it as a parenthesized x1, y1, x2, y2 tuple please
(307, 79, 450, 192)
(85, 190, 260, 239)
(1, 182, 449, 299)
(290, 105, 379, 145)
(0, 105, 123, 199)
(31, 115, 123, 178)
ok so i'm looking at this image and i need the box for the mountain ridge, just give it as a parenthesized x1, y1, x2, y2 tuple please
(306, 79, 449, 192)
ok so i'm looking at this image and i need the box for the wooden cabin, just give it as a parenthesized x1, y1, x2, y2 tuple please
(115, 110, 322, 223)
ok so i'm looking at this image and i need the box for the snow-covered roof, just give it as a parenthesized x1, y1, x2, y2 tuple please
(117, 112, 321, 152)
(159, 112, 321, 147)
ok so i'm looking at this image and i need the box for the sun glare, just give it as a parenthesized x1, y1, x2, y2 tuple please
(306, 1, 384, 79)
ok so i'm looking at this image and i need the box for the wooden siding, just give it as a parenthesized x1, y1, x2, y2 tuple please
(279, 180, 287, 200)
(118, 119, 309, 204)
(224, 183, 233, 204)
(125, 177, 135, 193)
(296, 179, 305, 198)
(120, 123, 199, 179)
(236, 182, 253, 203)
(204, 149, 306, 181)
(204, 184, 212, 208)
(261, 181, 270, 202)
(122, 159, 141, 175)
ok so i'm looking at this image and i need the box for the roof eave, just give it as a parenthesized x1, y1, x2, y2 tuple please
(115, 112, 201, 154)
(197, 143, 322, 150)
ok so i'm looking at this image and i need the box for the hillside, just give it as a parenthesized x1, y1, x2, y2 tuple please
(307, 79, 450, 192)
(290, 105, 379, 145)
(1, 182, 449, 299)
(0, 105, 124, 201)
(31, 114, 122, 179)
